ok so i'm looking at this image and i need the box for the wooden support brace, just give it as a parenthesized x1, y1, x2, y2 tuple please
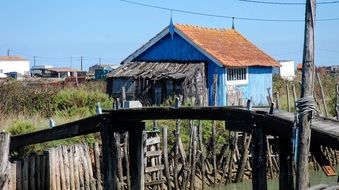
(252, 125, 267, 190)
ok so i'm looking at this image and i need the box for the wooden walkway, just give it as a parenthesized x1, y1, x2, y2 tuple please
(259, 109, 339, 150)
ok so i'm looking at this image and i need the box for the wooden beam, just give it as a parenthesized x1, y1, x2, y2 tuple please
(297, 0, 316, 189)
(10, 114, 108, 150)
(252, 125, 267, 190)
(128, 122, 145, 190)
(279, 137, 294, 190)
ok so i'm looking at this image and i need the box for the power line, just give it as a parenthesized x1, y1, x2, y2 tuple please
(238, 0, 339, 5)
(120, 0, 339, 22)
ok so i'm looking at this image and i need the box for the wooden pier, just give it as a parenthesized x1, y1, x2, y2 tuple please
(2, 106, 339, 190)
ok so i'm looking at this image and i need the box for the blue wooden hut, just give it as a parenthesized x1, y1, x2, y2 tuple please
(119, 23, 279, 106)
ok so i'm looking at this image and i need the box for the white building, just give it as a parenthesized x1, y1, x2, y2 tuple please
(0, 56, 30, 75)
(273, 60, 295, 80)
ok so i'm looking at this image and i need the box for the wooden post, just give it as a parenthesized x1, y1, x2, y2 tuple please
(190, 124, 197, 190)
(235, 134, 252, 182)
(336, 84, 339, 120)
(162, 127, 171, 190)
(198, 121, 205, 190)
(252, 125, 267, 190)
(279, 137, 294, 190)
(123, 133, 131, 190)
(296, 0, 316, 189)
(286, 84, 291, 112)
(292, 84, 297, 111)
(128, 122, 145, 190)
(174, 98, 180, 190)
(316, 72, 329, 117)
(275, 92, 280, 110)
(212, 74, 218, 186)
(100, 123, 118, 190)
(0, 132, 10, 190)
(267, 88, 273, 105)
(94, 142, 103, 190)
(121, 87, 126, 108)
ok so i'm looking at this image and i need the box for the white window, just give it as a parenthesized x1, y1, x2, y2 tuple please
(226, 67, 248, 85)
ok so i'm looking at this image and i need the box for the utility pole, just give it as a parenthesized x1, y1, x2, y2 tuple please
(33, 56, 36, 67)
(296, 0, 316, 189)
(80, 56, 83, 71)
(99, 57, 102, 65)
(7, 49, 10, 56)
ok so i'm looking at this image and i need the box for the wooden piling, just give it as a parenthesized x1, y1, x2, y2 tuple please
(279, 137, 294, 190)
(128, 122, 145, 190)
(296, 0, 316, 188)
(252, 125, 267, 190)
(101, 123, 118, 190)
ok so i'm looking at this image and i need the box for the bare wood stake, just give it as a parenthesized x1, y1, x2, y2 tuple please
(162, 127, 172, 190)
(336, 84, 339, 120)
(292, 84, 297, 111)
(275, 92, 280, 110)
(198, 121, 205, 190)
(316, 72, 329, 117)
(124, 133, 131, 190)
(286, 84, 291, 112)
(190, 124, 197, 190)
(0, 133, 10, 190)
(296, 0, 316, 189)
(174, 119, 180, 190)
(212, 74, 218, 186)
(235, 134, 252, 182)
(94, 142, 103, 190)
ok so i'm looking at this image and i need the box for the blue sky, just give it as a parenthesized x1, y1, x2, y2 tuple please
(0, 0, 338, 70)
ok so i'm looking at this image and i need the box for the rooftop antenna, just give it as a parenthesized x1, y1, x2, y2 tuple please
(169, 10, 175, 39)
(232, 17, 235, 29)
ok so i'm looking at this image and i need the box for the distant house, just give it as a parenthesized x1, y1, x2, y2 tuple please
(31, 67, 86, 78)
(109, 23, 279, 106)
(89, 64, 119, 80)
(273, 60, 295, 80)
(0, 56, 30, 75)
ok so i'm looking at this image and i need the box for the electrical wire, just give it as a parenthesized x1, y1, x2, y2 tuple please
(238, 0, 339, 5)
(120, 0, 339, 22)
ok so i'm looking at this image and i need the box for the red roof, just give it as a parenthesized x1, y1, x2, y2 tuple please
(297, 63, 303, 70)
(0, 56, 28, 61)
(175, 24, 279, 67)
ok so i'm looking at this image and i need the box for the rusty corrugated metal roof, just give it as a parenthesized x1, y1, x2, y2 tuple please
(108, 61, 204, 80)
(175, 24, 280, 67)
